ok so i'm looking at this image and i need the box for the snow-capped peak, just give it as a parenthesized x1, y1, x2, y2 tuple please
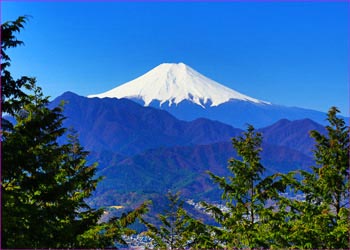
(88, 62, 269, 107)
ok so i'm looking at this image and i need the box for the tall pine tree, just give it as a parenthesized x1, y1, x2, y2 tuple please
(2, 86, 103, 247)
(202, 125, 272, 248)
(260, 107, 350, 248)
(284, 107, 349, 248)
(1, 16, 148, 248)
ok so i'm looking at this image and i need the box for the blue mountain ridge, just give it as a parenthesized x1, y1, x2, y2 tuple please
(51, 92, 327, 212)
(139, 98, 328, 129)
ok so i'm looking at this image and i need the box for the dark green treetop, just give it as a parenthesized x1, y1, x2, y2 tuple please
(202, 125, 273, 248)
(1, 16, 148, 248)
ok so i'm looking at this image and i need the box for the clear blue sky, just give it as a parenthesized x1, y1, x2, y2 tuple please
(1, 1, 349, 115)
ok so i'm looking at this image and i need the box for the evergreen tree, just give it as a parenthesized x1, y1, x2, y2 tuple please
(304, 107, 349, 248)
(263, 107, 350, 248)
(284, 107, 349, 248)
(308, 107, 349, 215)
(1, 16, 34, 117)
(1, 16, 148, 248)
(201, 110, 349, 249)
(202, 125, 272, 248)
(2, 86, 100, 247)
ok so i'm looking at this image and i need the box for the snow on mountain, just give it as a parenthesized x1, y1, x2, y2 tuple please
(88, 62, 270, 108)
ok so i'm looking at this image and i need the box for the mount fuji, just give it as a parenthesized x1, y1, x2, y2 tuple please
(50, 62, 334, 216)
(89, 62, 269, 107)
(89, 62, 326, 128)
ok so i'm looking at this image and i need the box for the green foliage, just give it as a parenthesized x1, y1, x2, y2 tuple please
(1, 16, 149, 248)
(2, 16, 349, 250)
(142, 192, 218, 249)
(275, 106, 350, 249)
(2, 85, 101, 247)
(1, 16, 34, 116)
(77, 201, 150, 247)
(308, 106, 349, 213)
(202, 125, 273, 248)
(203, 116, 349, 249)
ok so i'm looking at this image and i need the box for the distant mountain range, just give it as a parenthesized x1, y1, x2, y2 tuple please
(52, 92, 326, 210)
(48, 62, 342, 215)
(88, 63, 327, 128)
(52, 91, 242, 156)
